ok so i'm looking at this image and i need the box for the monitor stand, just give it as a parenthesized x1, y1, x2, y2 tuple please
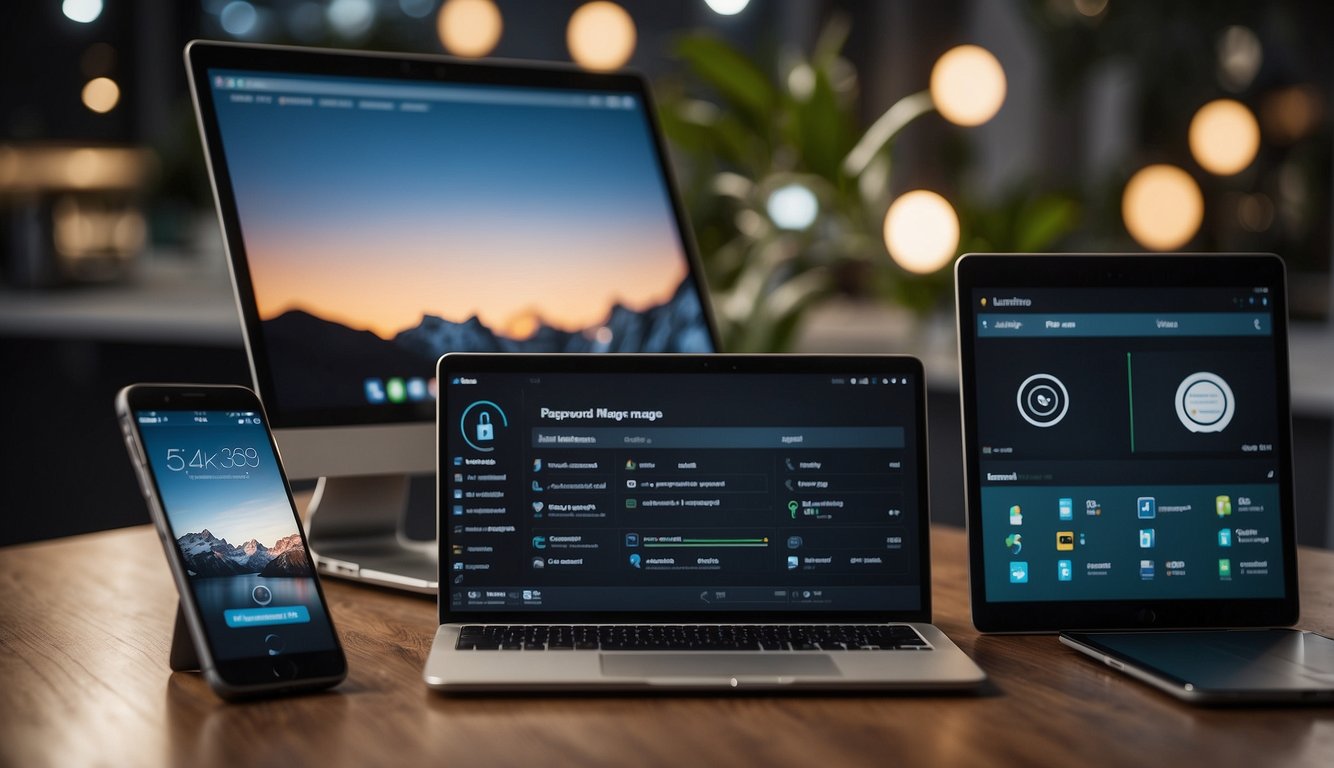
(303, 475, 438, 593)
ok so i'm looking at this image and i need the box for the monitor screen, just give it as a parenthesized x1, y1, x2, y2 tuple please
(967, 284, 1287, 603)
(203, 66, 714, 427)
(439, 358, 928, 618)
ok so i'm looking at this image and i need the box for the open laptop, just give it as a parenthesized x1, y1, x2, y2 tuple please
(423, 353, 986, 691)
(184, 42, 717, 591)
(955, 254, 1330, 702)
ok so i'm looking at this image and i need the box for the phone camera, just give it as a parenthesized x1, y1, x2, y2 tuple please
(252, 585, 273, 606)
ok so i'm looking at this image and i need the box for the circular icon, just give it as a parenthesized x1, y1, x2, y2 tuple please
(251, 585, 272, 606)
(1016, 373, 1070, 428)
(1175, 372, 1234, 433)
(264, 633, 285, 656)
(459, 400, 509, 452)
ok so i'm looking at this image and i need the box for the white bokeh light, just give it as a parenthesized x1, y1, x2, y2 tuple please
(704, 0, 750, 15)
(63, 0, 103, 24)
(766, 184, 820, 231)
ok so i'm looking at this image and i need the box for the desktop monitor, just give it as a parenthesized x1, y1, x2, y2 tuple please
(186, 42, 717, 591)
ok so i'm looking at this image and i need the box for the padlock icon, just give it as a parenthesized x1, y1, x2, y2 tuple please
(476, 412, 494, 441)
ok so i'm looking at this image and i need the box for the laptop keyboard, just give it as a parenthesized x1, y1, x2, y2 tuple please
(455, 624, 931, 651)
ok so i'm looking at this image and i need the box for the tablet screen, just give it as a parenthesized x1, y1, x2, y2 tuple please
(967, 281, 1287, 605)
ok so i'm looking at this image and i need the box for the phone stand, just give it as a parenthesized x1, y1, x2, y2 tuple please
(169, 602, 200, 672)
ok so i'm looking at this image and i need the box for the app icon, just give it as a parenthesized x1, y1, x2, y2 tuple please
(1057, 560, 1072, 582)
(1056, 531, 1074, 551)
(532, 501, 543, 514)
(1009, 505, 1023, 525)
(1140, 560, 1155, 580)
(531, 480, 543, 492)
(453, 456, 462, 466)
(522, 590, 533, 600)
(453, 561, 464, 571)
(531, 536, 546, 550)
(789, 500, 800, 519)
(1137, 497, 1156, 519)
(386, 377, 407, 403)
(363, 378, 386, 404)
(405, 377, 428, 401)
(451, 544, 463, 556)
(532, 458, 542, 472)
(629, 553, 641, 569)
(532, 557, 546, 569)
(1059, 497, 1073, 521)
(1009, 561, 1029, 584)
(625, 459, 637, 471)
(452, 504, 463, 516)
(1016, 373, 1070, 428)
(625, 533, 639, 547)
(1218, 558, 1232, 579)
(1216, 495, 1232, 517)
(1005, 533, 1023, 555)
(787, 556, 799, 570)
(787, 536, 803, 549)
(1218, 528, 1232, 547)
(1139, 528, 1155, 548)
(625, 498, 637, 509)
(626, 479, 637, 489)
(453, 488, 463, 499)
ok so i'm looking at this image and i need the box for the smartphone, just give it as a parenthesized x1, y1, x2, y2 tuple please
(116, 384, 347, 698)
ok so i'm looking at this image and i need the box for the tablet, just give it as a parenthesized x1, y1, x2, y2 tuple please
(955, 254, 1298, 632)
(1060, 630, 1334, 704)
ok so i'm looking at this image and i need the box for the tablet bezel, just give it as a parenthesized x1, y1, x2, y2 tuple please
(955, 253, 1298, 633)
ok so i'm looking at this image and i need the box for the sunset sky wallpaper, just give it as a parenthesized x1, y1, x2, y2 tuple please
(211, 72, 693, 340)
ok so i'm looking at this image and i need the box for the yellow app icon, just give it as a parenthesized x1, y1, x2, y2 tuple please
(1056, 531, 1075, 551)
(1215, 495, 1232, 517)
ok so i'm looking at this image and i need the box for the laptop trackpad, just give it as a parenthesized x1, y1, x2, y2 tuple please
(601, 654, 840, 678)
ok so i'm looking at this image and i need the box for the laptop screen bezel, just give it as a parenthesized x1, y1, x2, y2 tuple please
(436, 353, 934, 625)
(184, 40, 719, 429)
(955, 253, 1299, 632)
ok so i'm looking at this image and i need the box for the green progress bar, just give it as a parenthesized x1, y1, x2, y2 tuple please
(645, 538, 769, 547)
(1126, 352, 1135, 454)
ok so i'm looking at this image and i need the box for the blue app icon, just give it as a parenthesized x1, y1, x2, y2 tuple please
(364, 378, 386, 404)
(629, 553, 641, 569)
(1140, 560, 1155, 580)
(1057, 559, 1072, 581)
(1139, 528, 1155, 548)
(1218, 528, 1232, 547)
(1058, 497, 1073, 521)
(1137, 496, 1157, 519)
(406, 377, 428, 401)
(1009, 561, 1029, 584)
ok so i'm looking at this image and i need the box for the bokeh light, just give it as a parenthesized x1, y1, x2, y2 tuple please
(1189, 99, 1260, 176)
(567, 2, 637, 72)
(883, 190, 960, 274)
(704, 0, 750, 15)
(81, 77, 120, 114)
(1217, 26, 1262, 92)
(767, 183, 819, 231)
(327, 0, 376, 38)
(437, 0, 503, 58)
(1122, 164, 1203, 250)
(220, 1, 259, 37)
(62, 0, 103, 24)
(930, 45, 1006, 127)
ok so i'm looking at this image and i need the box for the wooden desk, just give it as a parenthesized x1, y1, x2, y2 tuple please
(3, 525, 1332, 768)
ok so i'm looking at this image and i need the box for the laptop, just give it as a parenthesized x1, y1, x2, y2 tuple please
(423, 353, 986, 691)
(955, 254, 1326, 702)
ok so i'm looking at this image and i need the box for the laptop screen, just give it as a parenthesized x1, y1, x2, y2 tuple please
(201, 64, 713, 426)
(439, 356, 928, 620)
(967, 282, 1288, 603)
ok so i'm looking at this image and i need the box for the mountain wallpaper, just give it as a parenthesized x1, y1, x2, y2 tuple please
(176, 529, 311, 578)
(261, 276, 712, 409)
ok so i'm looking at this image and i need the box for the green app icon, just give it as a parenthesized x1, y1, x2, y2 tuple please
(1215, 495, 1232, 517)
(1218, 558, 1232, 579)
(386, 377, 407, 403)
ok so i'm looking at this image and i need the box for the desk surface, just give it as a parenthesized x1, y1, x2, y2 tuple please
(3, 524, 1333, 768)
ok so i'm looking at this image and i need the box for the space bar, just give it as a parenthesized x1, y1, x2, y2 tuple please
(601, 642, 761, 651)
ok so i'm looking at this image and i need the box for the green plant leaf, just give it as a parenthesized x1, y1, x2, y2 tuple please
(674, 36, 777, 126)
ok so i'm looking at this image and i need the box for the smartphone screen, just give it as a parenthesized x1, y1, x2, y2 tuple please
(129, 400, 342, 679)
